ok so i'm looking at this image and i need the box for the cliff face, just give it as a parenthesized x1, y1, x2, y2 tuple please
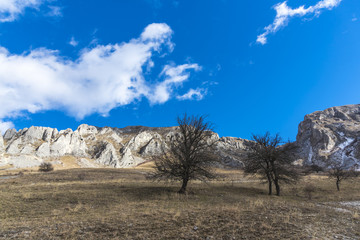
(296, 104, 360, 169)
(3, 104, 360, 170)
(0, 124, 249, 169)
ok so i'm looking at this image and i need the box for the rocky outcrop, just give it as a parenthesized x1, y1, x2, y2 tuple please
(2, 104, 360, 170)
(216, 137, 253, 167)
(296, 104, 360, 169)
(0, 132, 4, 153)
(95, 142, 121, 167)
(0, 124, 248, 169)
(0, 155, 43, 168)
(3, 128, 17, 141)
(50, 130, 88, 157)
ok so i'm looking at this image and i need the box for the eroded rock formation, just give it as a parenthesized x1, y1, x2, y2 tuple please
(2, 104, 360, 170)
(296, 104, 360, 169)
(0, 124, 247, 169)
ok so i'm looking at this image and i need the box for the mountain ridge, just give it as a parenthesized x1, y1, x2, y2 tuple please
(0, 124, 249, 169)
(1, 104, 360, 170)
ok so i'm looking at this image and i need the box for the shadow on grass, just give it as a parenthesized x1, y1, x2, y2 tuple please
(114, 183, 268, 202)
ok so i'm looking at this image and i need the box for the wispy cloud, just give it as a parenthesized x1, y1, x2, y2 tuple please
(177, 88, 207, 101)
(68, 36, 79, 47)
(257, 0, 342, 45)
(47, 5, 62, 17)
(0, 23, 203, 132)
(149, 64, 202, 104)
(0, 0, 43, 22)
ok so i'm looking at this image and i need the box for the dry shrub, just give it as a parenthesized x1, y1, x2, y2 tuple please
(38, 162, 54, 172)
(303, 184, 316, 200)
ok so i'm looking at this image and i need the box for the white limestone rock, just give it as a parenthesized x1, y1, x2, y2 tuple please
(36, 142, 51, 158)
(125, 131, 158, 152)
(98, 127, 123, 143)
(1, 123, 251, 169)
(296, 104, 360, 168)
(22, 126, 45, 143)
(0, 132, 4, 153)
(50, 131, 88, 157)
(3, 128, 17, 141)
(0, 155, 43, 168)
(139, 138, 164, 156)
(118, 147, 145, 168)
(6, 137, 22, 154)
(95, 142, 120, 167)
(43, 128, 58, 142)
(77, 124, 98, 136)
(20, 144, 35, 155)
(117, 131, 165, 166)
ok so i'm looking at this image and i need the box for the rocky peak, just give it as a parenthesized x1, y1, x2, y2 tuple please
(77, 124, 98, 136)
(0, 124, 247, 169)
(3, 128, 17, 141)
(296, 104, 360, 169)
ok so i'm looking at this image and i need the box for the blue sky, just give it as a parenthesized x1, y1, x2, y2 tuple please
(0, 0, 358, 140)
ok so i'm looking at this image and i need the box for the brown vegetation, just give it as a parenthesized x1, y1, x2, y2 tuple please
(0, 168, 359, 239)
(38, 162, 54, 172)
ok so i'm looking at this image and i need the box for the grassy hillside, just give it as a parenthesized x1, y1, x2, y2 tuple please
(0, 168, 359, 239)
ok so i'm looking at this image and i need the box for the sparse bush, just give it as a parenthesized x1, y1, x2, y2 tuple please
(303, 184, 316, 200)
(327, 160, 357, 191)
(38, 162, 54, 172)
(310, 164, 324, 173)
(302, 164, 325, 175)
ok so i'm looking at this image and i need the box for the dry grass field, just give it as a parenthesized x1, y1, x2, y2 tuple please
(0, 167, 359, 239)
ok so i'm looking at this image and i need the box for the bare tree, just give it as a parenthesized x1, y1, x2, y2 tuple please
(243, 132, 300, 196)
(327, 160, 357, 191)
(151, 114, 218, 194)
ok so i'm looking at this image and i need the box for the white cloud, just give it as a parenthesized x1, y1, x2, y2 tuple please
(47, 5, 62, 17)
(69, 36, 79, 47)
(0, 0, 43, 22)
(0, 120, 14, 134)
(149, 64, 202, 104)
(257, 0, 342, 45)
(177, 88, 207, 101)
(0, 23, 203, 131)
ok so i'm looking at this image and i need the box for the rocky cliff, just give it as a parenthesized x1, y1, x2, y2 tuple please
(0, 124, 251, 169)
(296, 104, 360, 169)
(2, 104, 360, 170)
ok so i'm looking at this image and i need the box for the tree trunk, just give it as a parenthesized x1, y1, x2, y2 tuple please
(267, 175, 272, 195)
(178, 178, 189, 194)
(336, 178, 340, 191)
(274, 180, 280, 196)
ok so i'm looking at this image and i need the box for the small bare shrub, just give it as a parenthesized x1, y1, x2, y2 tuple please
(39, 162, 54, 172)
(303, 184, 316, 200)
